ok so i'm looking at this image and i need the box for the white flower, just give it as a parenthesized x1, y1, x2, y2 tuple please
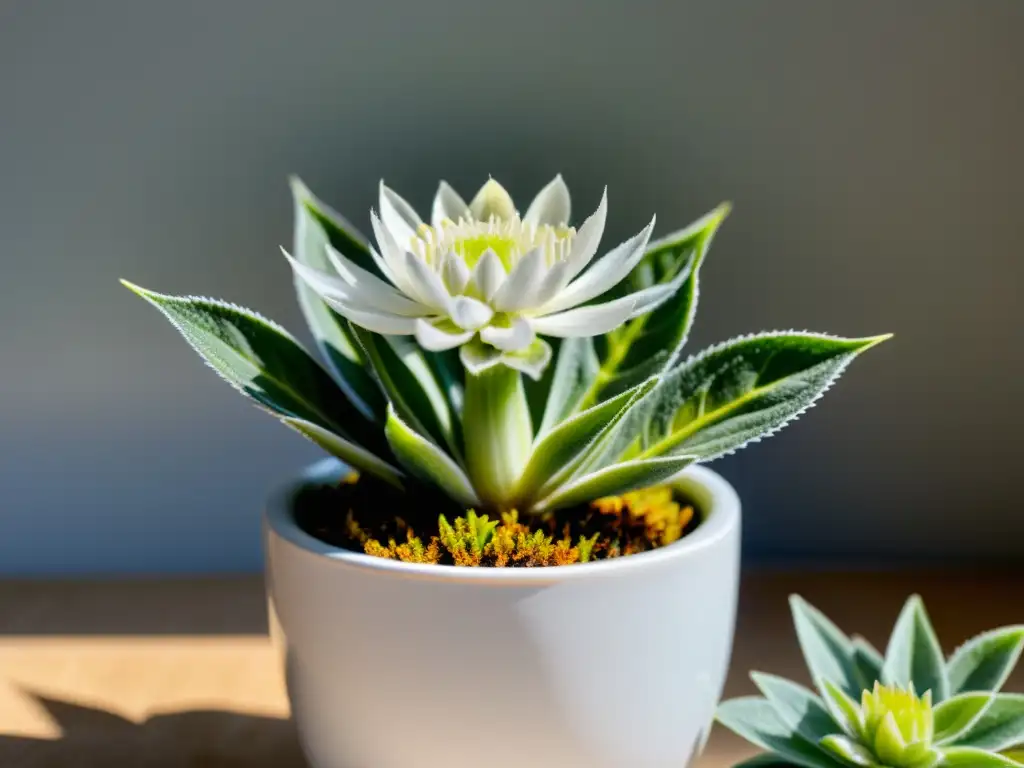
(286, 175, 678, 379)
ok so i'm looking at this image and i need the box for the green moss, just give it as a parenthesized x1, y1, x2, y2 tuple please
(296, 475, 699, 568)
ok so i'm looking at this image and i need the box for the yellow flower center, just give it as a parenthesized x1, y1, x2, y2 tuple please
(861, 682, 934, 754)
(412, 217, 575, 273)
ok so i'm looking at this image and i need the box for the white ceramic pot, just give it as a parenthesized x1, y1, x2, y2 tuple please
(264, 458, 741, 768)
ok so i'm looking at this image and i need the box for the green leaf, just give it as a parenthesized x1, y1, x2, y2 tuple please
(351, 327, 460, 461)
(289, 177, 386, 422)
(716, 697, 844, 768)
(536, 337, 600, 437)
(851, 636, 885, 691)
(288, 176, 382, 277)
(580, 203, 730, 411)
(818, 679, 864, 740)
(732, 757, 809, 768)
(818, 734, 876, 767)
(518, 378, 658, 504)
(955, 694, 1024, 752)
(122, 283, 388, 459)
(533, 455, 694, 513)
(946, 626, 1024, 696)
(281, 417, 404, 488)
(751, 672, 838, 744)
(934, 693, 995, 745)
(789, 596, 863, 699)
(636, 332, 891, 462)
(383, 404, 478, 508)
(881, 595, 950, 702)
(941, 746, 1024, 766)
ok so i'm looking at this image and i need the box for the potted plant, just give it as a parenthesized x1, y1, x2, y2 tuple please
(124, 175, 888, 768)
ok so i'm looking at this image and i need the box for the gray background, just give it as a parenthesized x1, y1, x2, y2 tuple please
(2, 1, 1021, 574)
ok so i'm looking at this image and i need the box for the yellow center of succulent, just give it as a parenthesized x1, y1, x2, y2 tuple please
(412, 218, 575, 272)
(859, 682, 934, 767)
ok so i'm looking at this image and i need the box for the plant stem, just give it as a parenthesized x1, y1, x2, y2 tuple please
(462, 364, 533, 509)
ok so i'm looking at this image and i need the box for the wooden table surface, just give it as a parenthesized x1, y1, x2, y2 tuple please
(0, 569, 1020, 767)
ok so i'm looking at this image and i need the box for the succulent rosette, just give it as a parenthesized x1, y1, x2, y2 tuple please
(718, 596, 1024, 767)
(123, 174, 887, 523)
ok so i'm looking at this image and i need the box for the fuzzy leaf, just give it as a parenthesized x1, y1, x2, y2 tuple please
(351, 327, 461, 461)
(517, 378, 658, 502)
(882, 595, 950, 702)
(581, 204, 730, 410)
(636, 332, 890, 462)
(946, 626, 1024, 696)
(533, 455, 694, 513)
(122, 283, 388, 458)
(790, 596, 863, 699)
(289, 177, 386, 422)
(536, 337, 600, 437)
(934, 693, 995, 745)
(732, 757, 809, 768)
(281, 417, 404, 488)
(941, 746, 1024, 766)
(955, 694, 1024, 752)
(819, 679, 863, 739)
(818, 734, 876, 767)
(751, 673, 838, 744)
(852, 636, 885, 691)
(383, 405, 478, 508)
(716, 697, 844, 768)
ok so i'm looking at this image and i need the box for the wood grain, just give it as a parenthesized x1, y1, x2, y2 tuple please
(0, 569, 1020, 767)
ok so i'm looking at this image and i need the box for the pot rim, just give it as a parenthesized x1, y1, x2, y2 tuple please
(264, 458, 740, 584)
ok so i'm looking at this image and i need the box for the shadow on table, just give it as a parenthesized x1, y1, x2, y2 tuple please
(0, 692, 307, 767)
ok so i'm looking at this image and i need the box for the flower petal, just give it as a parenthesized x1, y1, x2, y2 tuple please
(370, 210, 419, 297)
(480, 316, 535, 352)
(321, 295, 418, 335)
(459, 339, 503, 375)
(620, 256, 695, 319)
(492, 248, 547, 312)
(469, 178, 517, 221)
(450, 296, 494, 330)
(501, 338, 553, 381)
(531, 295, 637, 337)
(530, 260, 572, 308)
(542, 215, 655, 314)
(379, 181, 422, 247)
(563, 187, 608, 282)
(286, 248, 426, 317)
(403, 252, 452, 312)
(468, 249, 506, 302)
(414, 318, 474, 351)
(524, 174, 571, 227)
(431, 181, 469, 229)
(440, 251, 470, 294)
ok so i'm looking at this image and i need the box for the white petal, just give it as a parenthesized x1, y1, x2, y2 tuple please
(459, 341, 503, 375)
(403, 252, 452, 312)
(501, 339, 553, 381)
(323, 245, 428, 316)
(531, 296, 637, 337)
(414, 318, 474, 351)
(480, 316, 535, 352)
(321, 295, 418, 335)
(379, 181, 423, 248)
(541, 216, 656, 315)
(622, 259, 694, 319)
(563, 187, 608, 282)
(450, 296, 494, 330)
(370, 210, 419, 297)
(286, 249, 425, 317)
(492, 249, 547, 312)
(440, 252, 471, 294)
(431, 181, 470, 229)
(530, 260, 572, 309)
(468, 249, 506, 302)
(523, 174, 571, 227)
(469, 178, 517, 221)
